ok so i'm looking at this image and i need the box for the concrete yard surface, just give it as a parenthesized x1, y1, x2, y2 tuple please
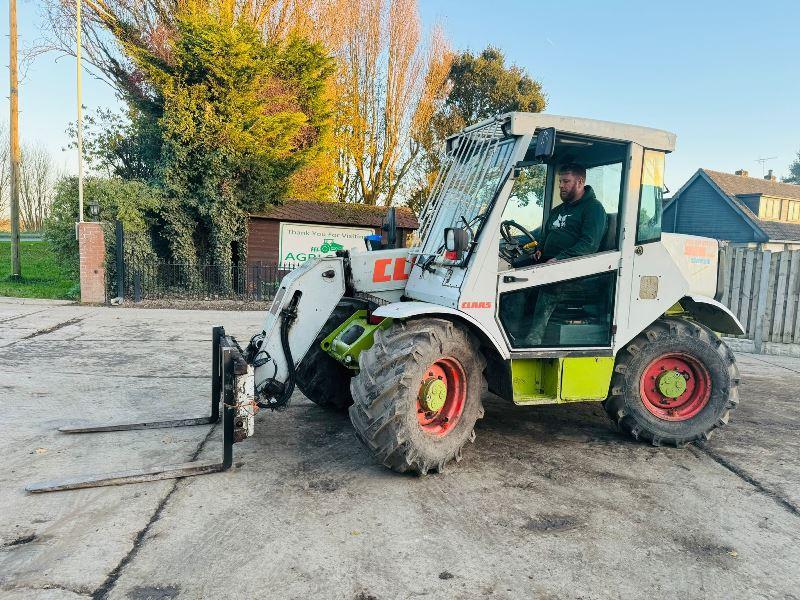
(1, 298, 799, 599)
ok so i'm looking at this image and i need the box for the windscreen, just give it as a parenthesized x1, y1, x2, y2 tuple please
(415, 120, 516, 258)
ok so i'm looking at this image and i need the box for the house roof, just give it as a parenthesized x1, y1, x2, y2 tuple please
(753, 219, 800, 242)
(703, 169, 800, 201)
(665, 169, 800, 243)
(250, 200, 419, 229)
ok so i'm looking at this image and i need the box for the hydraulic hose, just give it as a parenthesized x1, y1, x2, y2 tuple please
(275, 303, 297, 406)
(262, 290, 300, 409)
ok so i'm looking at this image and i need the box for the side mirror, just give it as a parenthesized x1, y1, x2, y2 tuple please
(444, 227, 469, 258)
(381, 207, 397, 249)
(534, 127, 556, 161)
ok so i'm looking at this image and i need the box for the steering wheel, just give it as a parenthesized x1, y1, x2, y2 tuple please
(499, 220, 538, 263)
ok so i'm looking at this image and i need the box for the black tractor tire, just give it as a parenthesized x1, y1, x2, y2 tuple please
(295, 297, 369, 411)
(349, 318, 486, 474)
(604, 316, 739, 447)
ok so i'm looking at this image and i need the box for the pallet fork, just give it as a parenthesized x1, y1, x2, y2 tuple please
(26, 326, 255, 493)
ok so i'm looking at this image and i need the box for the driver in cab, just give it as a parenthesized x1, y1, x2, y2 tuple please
(518, 163, 607, 346)
(532, 163, 606, 264)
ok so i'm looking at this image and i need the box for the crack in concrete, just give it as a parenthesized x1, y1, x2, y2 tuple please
(90, 424, 219, 599)
(692, 444, 800, 518)
(0, 582, 94, 597)
(0, 370, 207, 380)
(23, 318, 84, 340)
(0, 307, 52, 325)
(2, 533, 36, 547)
(3, 317, 85, 349)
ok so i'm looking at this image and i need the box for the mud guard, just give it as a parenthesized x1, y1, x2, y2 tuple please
(372, 301, 509, 359)
(679, 295, 745, 335)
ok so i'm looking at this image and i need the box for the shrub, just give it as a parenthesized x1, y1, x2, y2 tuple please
(43, 177, 163, 280)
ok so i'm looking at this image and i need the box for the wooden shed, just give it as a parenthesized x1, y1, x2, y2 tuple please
(247, 200, 419, 268)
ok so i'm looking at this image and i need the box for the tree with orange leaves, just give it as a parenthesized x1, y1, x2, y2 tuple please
(331, 0, 452, 206)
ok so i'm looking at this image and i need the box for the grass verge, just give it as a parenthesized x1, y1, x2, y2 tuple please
(0, 241, 80, 300)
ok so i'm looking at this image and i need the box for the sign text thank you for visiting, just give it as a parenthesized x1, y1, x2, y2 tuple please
(279, 222, 375, 266)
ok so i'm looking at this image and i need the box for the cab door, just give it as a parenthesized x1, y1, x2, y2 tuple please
(495, 139, 631, 354)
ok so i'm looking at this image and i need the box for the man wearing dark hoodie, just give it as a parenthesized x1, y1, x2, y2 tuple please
(524, 163, 607, 345)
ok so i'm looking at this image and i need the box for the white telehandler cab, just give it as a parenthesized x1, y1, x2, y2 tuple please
(28, 113, 743, 491)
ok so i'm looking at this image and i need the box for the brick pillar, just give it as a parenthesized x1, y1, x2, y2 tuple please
(78, 222, 106, 304)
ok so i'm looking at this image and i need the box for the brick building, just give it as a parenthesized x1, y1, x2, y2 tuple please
(247, 200, 419, 268)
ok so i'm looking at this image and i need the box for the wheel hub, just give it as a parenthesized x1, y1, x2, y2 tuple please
(656, 369, 687, 398)
(416, 357, 466, 436)
(640, 353, 712, 421)
(418, 378, 448, 412)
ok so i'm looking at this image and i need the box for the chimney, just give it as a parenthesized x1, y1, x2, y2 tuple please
(764, 169, 777, 181)
(735, 169, 749, 177)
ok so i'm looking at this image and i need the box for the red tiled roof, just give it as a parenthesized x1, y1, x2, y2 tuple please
(250, 200, 418, 229)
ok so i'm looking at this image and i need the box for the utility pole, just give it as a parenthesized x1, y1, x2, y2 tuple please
(9, 0, 21, 279)
(76, 0, 84, 225)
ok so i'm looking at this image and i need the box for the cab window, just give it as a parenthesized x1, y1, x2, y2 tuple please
(637, 150, 665, 244)
(502, 163, 548, 234)
(500, 133, 627, 262)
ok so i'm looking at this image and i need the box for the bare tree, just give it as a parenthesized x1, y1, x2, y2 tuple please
(19, 143, 57, 231)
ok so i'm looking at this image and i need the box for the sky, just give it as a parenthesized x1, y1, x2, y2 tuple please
(1, 0, 799, 194)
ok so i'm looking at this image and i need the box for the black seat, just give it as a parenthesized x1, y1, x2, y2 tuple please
(599, 213, 617, 252)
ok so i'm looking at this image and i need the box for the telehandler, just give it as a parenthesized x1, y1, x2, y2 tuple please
(29, 113, 742, 491)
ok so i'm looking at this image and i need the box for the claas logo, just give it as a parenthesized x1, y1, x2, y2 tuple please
(372, 258, 411, 282)
(461, 301, 492, 309)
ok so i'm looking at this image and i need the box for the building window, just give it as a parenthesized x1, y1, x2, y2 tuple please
(761, 197, 782, 221)
(788, 201, 800, 222)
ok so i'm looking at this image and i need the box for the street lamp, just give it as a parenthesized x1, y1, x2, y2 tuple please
(88, 198, 100, 221)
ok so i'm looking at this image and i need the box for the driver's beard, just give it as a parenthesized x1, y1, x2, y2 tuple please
(561, 187, 579, 203)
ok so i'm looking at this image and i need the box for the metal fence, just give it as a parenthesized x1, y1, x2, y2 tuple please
(718, 246, 800, 349)
(112, 240, 799, 350)
(122, 260, 300, 301)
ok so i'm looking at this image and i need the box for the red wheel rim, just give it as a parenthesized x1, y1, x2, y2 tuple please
(639, 353, 711, 421)
(416, 357, 466, 436)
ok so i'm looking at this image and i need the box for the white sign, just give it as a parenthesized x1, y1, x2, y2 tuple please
(279, 222, 375, 265)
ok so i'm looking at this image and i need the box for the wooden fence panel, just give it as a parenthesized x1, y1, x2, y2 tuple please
(739, 249, 756, 332)
(714, 247, 800, 347)
(747, 250, 765, 338)
(771, 251, 791, 341)
(729, 247, 744, 320)
(783, 252, 800, 343)
(763, 253, 780, 339)
(752, 251, 773, 351)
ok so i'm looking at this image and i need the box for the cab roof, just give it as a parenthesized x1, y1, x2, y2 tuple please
(466, 112, 676, 153)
